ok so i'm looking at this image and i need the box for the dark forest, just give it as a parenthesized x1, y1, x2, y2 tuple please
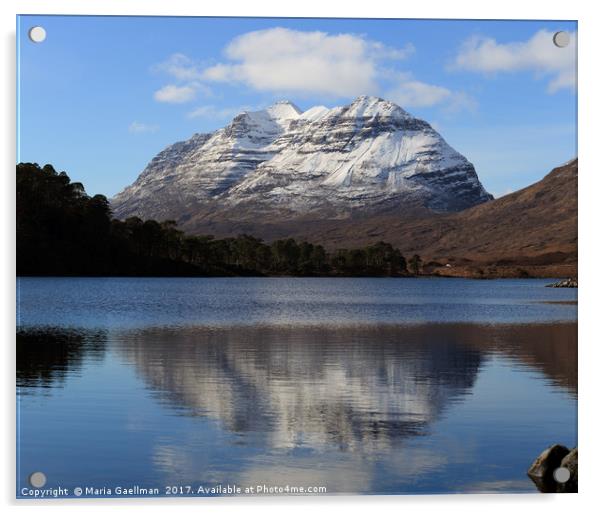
(16, 163, 415, 277)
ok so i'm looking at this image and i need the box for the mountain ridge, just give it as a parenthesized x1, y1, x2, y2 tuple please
(111, 97, 576, 278)
(112, 96, 492, 223)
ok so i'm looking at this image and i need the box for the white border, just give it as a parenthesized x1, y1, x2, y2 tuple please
(2, 1, 600, 513)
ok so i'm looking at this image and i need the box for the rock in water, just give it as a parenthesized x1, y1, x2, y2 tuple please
(112, 96, 492, 224)
(546, 278, 578, 288)
(527, 444, 574, 493)
(557, 448, 578, 493)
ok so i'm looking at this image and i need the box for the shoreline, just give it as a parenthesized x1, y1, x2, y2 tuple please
(17, 271, 577, 280)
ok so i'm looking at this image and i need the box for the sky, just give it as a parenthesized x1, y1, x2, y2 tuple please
(17, 16, 577, 199)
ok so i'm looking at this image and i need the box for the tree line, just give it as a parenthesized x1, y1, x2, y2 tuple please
(17, 163, 420, 277)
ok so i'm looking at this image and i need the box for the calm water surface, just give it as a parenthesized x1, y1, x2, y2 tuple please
(17, 277, 577, 496)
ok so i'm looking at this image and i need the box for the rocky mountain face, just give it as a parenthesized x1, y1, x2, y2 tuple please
(112, 96, 492, 224)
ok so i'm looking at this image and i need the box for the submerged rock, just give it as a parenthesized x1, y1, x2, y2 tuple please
(546, 278, 577, 288)
(528, 444, 578, 493)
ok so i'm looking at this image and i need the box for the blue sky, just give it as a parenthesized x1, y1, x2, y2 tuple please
(17, 16, 577, 198)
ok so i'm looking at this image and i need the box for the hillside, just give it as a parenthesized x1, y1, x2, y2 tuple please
(179, 160, 577, 278)
(303, 159, 578, 278)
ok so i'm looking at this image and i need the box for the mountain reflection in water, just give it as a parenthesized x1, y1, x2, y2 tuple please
(113, 323, 576, 450)
(17, 322, 576, 494)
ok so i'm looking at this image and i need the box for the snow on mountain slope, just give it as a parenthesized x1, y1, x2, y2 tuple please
(112, 96, 492, 222)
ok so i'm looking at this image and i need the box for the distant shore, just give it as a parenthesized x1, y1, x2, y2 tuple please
(18, 270, 576, 280)
(17, 163, 577, 281)
(424, 263, 577, 280)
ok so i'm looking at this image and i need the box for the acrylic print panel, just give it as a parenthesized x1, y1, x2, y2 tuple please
(16, 15, 577, 499)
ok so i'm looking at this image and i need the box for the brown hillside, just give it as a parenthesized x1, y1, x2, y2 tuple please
(182, 160, 577, 278)
(309, 159, 578, 277)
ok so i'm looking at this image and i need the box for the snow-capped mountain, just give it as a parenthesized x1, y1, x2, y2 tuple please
(112, 96, 492, 224)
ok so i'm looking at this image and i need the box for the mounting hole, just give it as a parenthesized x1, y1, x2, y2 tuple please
(28, 471, 47, 488)
(553, 31, 570, 48)
(28, 26, 46, 43)
(553, 466, 571, 483)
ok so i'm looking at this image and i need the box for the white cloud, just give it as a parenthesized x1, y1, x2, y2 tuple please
(383, 71, 476, 112)
(386, 81, 452, 108)
(152, 28, 473, 115)
(152, 53, 203, 81)
(153, 84, 197, 104)
(128, 121, 159, 133)
(451, 29, 576, 93)
(201, 27, 413, 98)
